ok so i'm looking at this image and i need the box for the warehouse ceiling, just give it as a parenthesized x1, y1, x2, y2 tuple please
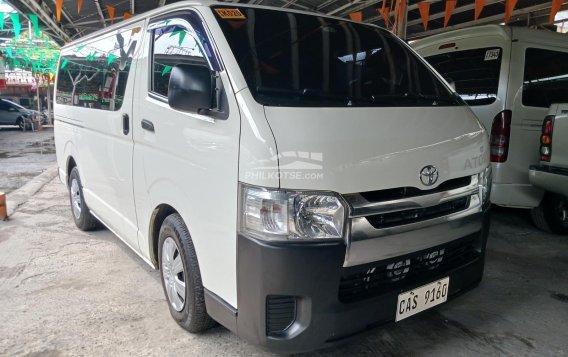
(6, 0, 568, 45)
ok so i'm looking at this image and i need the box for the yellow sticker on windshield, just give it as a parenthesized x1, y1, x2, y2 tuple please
(215, 8, 246, 20)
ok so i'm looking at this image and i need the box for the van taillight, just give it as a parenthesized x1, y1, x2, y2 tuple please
(490, 110, 512, 163)
(540, 115, 555, 162)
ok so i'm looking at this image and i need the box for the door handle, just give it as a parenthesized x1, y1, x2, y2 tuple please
(122, 113, 130, 135)
(141, 119, 155, 132)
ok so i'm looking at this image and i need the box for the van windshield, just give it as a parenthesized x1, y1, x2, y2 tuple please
(213, 6, 461, 107)
(424, 47, 502, 106)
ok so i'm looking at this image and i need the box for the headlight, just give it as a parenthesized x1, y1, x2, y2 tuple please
(240, 184, 346, 241)
(478, 165, 492, 204)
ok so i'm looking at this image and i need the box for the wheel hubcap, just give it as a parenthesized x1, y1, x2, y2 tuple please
(162, 237, 186, 311)
(70, 179, 82, 219)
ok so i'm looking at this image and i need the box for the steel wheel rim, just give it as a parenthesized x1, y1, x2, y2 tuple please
(70, 179, 82, 219)
(162, 237, 186, 311)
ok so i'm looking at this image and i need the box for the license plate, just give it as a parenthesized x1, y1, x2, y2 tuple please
(395, 277, 449, 322)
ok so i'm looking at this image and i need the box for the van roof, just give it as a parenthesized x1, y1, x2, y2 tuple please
(61, 0, 365, 50)
(412, 24, 568, 51)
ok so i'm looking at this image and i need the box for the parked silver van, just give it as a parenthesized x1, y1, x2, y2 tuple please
(413, 25, 568, 216)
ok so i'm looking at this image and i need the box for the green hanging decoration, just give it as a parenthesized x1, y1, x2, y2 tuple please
(0, 12, 4, 30)
(86, 52, 97, 61)
(107, 53, 116, 65)
(169, 30, 187, 46)
(9, 13, 21, 38)
(5, 47, 13, 58)
(29, 14, 40, 37)
(61, 59, 68, 69)
(161, 65, 172, 76)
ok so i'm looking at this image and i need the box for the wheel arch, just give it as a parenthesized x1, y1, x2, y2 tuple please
(148, 204, 179, 267)
(67, 156, 77, 183)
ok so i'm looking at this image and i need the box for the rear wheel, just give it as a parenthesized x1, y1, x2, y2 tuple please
(531, 193, 568, 234)
(68, 167, 100, 231)
(158, 213, 216, 333)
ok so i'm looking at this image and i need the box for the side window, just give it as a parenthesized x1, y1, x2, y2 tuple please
(0, 101, 8, 111)
(56, 27, 141, 111)
(150, 23, 207, 97)
(20, 98, 30, 107)
(523, 48, 568, 108)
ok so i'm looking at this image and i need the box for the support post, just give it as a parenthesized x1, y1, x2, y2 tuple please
(396, 0, 409, 39)
(47, 77, 52, 125)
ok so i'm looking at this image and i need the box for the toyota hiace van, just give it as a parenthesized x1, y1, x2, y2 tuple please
(55, 2, 491, 353)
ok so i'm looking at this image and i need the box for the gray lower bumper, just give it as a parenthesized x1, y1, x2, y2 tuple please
(529, 165, 568, 198)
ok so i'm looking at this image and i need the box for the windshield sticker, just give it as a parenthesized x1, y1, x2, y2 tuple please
(484, 49, 500, 61)
(215, 8, 246, 20)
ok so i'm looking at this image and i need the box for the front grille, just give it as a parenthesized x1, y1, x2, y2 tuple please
(359, 176, 471, 203)
(366, 196, 470, 229)
(266, 295, 296, 336)
(338, 235, 480, 303)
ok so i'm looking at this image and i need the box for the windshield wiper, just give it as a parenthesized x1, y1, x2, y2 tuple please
(369, 93, 458, 105)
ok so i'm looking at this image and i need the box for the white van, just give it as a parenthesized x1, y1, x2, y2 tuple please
(413, 25, 568, 211)
(529, 103, 568, 234)
(54, 2, 491, 353)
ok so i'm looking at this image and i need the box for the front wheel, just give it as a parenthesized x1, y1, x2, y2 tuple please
(16, 117, 25, 131)
(531, 193, 568, 234)
(158, 213, 216, 333)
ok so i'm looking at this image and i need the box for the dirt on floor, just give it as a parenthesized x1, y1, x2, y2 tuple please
(0, 126, 56, 194)
(0, 179, 567, 356)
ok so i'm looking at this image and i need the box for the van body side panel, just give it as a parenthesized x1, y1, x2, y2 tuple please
(55, 22, 145, 247)
(132, 9, 241, 307)
(235, 90, 280, 188)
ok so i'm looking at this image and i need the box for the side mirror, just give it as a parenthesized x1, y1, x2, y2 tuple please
(168, 64, 215, 113)
(8, 107, 16, 112)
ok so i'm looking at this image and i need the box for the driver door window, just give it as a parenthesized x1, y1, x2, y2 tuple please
(151, 24, 207, 97)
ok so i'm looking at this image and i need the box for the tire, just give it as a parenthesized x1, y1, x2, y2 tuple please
(68, 167, 100, 231)
(530, 193, 568, 234)
(16, 117, 24, 131)
(158, 213, 216, 333)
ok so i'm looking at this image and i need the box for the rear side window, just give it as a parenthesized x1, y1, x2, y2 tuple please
(56, 27, 141, 111)
(425, 47, 502, 106)
(523, 48, 568, 108)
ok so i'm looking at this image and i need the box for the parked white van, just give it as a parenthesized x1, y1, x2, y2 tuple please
(529, 103, 568, 234)
(413, 25, 568, 212)
(55, 2, 491, 353)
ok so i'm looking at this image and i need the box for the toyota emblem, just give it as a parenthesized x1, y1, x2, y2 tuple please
(420, 165, 439, 186)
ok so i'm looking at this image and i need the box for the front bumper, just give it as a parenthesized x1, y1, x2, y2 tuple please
(529, 165, 568, 198)
(231, 205, 491, 354)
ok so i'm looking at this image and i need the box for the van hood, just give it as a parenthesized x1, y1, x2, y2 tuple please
(264, 106, 489, 194)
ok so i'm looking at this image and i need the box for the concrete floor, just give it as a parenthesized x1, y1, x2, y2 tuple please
(0, 126, 55, 194)
(0, 178, 567, 356)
